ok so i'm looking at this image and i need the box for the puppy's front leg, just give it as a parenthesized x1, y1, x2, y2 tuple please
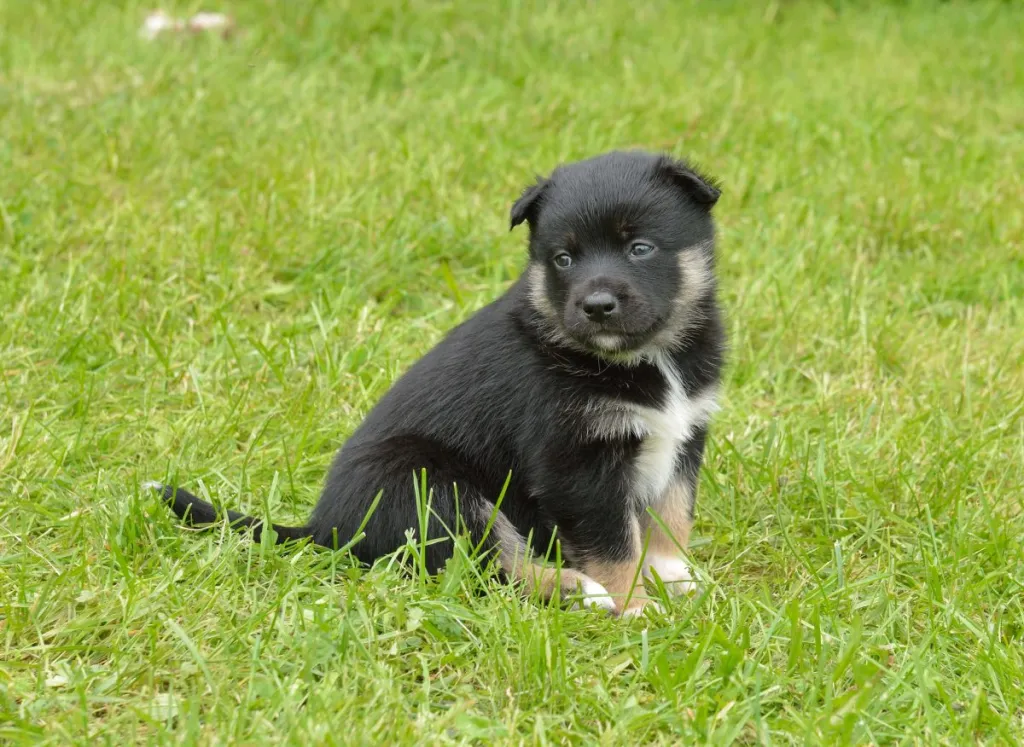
(641, 478, 697, 596)
(555, 510, 660, 617)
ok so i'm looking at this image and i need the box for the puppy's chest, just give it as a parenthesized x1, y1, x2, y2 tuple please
(586, 366, 717, 505)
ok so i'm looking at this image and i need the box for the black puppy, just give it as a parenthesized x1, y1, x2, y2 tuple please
(151, 150, 725, 616)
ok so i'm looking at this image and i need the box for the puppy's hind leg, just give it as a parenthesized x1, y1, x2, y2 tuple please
(334, 459, 613, 612)
(473, 500, 615, 614)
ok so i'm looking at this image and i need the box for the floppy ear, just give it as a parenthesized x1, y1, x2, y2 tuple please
(509, 177, 549, 230)
(658, 157, 721, 209)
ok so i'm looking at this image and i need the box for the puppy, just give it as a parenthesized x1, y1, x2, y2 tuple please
(151, 150, 725, 617)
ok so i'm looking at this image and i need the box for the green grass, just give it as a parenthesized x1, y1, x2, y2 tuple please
(2, 0, 1023, 742)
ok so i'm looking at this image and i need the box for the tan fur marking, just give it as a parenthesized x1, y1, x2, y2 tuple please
(581, 558, 651, 615)
(480, 501, 614, 610)
(504, 559, 615, 612)
(577, 518, 659, 615)
(480, 503, 528, 569)
(526, 262, 587, 354)
(526, 263, 559, 322)
(639, 479, 698, 596)
(645, 479, 694, 555)
(676, 243, 715, 310)
(646, 241, 715, 353)
(514, 564, 584, 598)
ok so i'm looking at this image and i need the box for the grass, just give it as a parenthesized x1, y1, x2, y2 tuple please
(1, 0, 1023, 742)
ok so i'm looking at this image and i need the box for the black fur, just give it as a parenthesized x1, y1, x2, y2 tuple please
(154, 150, 725, 584)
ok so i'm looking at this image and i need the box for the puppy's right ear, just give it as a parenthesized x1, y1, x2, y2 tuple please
(510, 178, 549, 231)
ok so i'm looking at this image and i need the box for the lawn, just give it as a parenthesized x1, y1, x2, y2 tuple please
(1, 0, 1022, 743)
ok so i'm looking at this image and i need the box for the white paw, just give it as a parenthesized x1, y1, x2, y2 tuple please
(577, 579, 616, 612)
(643, 554, 698, 596)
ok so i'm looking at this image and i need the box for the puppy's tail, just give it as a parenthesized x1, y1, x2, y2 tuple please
(145, 482, 312, 544)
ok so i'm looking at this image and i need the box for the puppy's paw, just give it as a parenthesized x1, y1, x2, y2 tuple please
(574, 578, 616, 613)
(643, 554, 698, 596)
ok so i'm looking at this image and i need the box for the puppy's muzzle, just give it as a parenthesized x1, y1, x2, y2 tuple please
(581, 291, 618, 323)
(571, 275, 633, 328)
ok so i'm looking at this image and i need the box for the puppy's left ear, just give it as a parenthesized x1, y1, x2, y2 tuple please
(658, 157, 721, 209)
(510, 177, 549, 230)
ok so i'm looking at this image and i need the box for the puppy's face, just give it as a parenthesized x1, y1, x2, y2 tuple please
(512, 151, 721, 359)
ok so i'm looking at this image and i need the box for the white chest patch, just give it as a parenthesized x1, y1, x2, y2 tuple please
(586, 355, 719, 507)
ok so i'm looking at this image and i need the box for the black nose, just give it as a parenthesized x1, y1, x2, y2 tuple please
(581, 291, 618, 322)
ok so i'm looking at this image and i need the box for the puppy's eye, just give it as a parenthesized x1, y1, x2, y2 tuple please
(629, 242, 656, 258)
(553, 253, 573, 269)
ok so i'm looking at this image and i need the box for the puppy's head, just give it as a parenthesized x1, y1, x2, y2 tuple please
(512, 151, 720, 360)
